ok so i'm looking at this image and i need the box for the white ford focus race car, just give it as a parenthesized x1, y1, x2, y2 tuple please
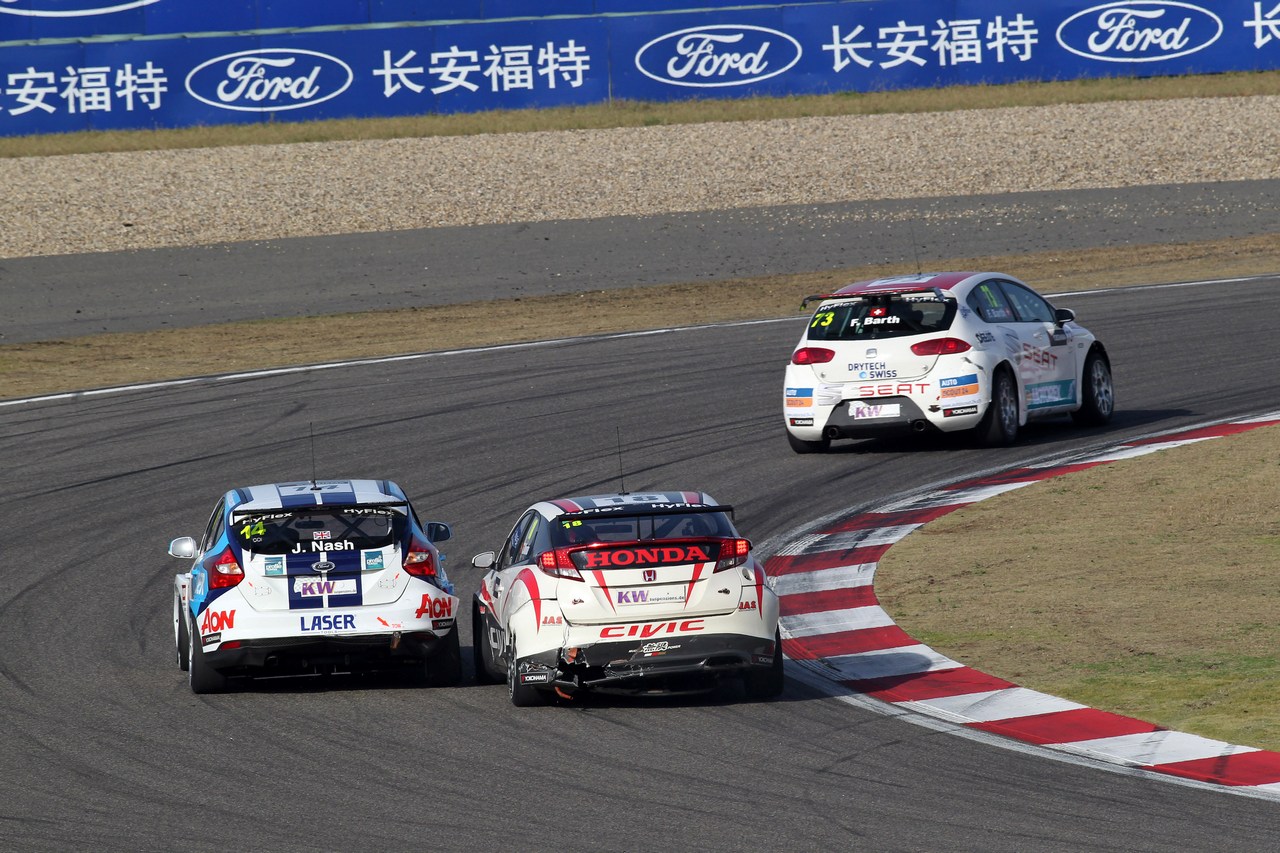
(471, 492, 783, 706)
(783, 272, 1114, 453)
(170, 479, 460, 693)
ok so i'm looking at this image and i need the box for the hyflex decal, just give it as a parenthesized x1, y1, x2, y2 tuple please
(635, 25, 801, 88)
(0, 0, 161, 16)
(186, 49, 353, 112)
(1056, 2, 1223, 63)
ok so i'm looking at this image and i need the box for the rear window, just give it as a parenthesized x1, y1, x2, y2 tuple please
(551, 510, 736, 547)
(230, 506, 407, 554)
(806, 295, 955, 341)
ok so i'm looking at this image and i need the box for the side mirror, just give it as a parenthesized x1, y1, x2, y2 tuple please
(471, 551, 496, 570)
(168, 537, 197, 559)
(425, 521, 452, 543)
(1054, 307, 1076, 326)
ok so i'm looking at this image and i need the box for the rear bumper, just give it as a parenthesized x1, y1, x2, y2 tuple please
(187, 581, 458, 675)
(203, 630, 451, 675)
(819, 395, 934, 438)
(515, 630, 778, 696)
(787, 394, 986, 440)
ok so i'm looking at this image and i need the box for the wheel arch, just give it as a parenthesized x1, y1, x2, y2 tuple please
(1087, 340, 1111, 368)
(991, 358, 1027, 426)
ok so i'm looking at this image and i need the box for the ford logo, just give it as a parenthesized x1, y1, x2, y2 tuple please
(185, 48, 352, 113)
(0, 0, 161, 15)
(1056, 1, 1222, 63)
(635, 25, 801, 88)
(312, 560, 336, 574)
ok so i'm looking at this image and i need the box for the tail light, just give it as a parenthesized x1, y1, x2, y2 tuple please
(714, 538, 752, 573)
(792, 347, 835, 365)
(208, 547, 244, 589)
(404, 540, 438, 580)
(911, 338, 971, 356)
(537, 549, 583, 581)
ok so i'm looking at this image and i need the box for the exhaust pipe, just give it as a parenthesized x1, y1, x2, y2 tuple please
(911, 420, 927, 432)
(823, 426, 842, 440)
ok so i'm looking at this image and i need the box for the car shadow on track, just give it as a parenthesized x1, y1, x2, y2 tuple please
(812, 408, 1195, 455)
(185, 647, 802, 705)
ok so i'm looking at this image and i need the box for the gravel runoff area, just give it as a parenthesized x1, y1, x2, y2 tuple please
(6, 95, 1280, 261)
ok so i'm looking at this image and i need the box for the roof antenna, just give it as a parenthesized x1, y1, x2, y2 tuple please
(309, 422, 320, 491)
(615, 426, 628, 495)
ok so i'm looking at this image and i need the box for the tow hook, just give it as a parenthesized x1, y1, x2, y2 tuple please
(390, 631, 401, 651)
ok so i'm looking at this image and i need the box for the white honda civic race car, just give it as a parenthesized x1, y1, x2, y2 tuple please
(471, 491, 783, 706)
(169, 479, 460, 693)
(783, 271, 1114, 453)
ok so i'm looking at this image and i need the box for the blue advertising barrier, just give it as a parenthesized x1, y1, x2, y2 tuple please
(0, 1, 843, 41)
(1, 1, 1278, 137)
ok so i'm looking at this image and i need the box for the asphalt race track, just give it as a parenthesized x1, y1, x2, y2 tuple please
(2, 200, 1280, 850)
(3, 178, 1280, 343)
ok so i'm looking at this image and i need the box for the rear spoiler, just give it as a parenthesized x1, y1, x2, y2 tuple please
(563, 504, 735, 520)
(231, 502, 409, 521)
(801, 286, 951, 310)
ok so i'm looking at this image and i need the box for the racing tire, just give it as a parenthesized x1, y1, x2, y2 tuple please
(975, 367, 1019, 447)
(175, 594, 190, 672)
(743, 629, 785, 701)
(472, 602, 501, 685)
(786, 431, 830, 454)
(506, 641, 548, 708)
(1072, 350, 1115, 426)
(188, 624, 229, 694)
(425, 629, 463, 688)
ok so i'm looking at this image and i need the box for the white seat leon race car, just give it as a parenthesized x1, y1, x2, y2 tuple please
(169, 479, 460, 693)
(784, 272, 1115, 453)
(471, 492, 783, 706)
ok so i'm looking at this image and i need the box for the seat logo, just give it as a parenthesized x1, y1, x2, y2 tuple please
(185, 49, 353, 112)
(635, 25, 801, 88)
(0, 1, 162, 16)
(1056, 2, 1222, 63)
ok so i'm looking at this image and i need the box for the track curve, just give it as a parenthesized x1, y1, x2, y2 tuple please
(770, 413, 1280, 796)
(2, 273, 1280, 851)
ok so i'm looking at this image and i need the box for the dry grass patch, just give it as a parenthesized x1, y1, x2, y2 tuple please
(878, 425, 1280, 750)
